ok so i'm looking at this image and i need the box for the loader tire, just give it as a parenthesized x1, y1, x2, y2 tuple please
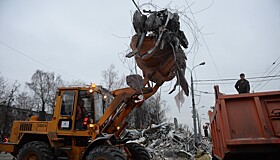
(18, 141, 54, 160)
(125, 142, 150, 160)
(86, 144, 125, 160)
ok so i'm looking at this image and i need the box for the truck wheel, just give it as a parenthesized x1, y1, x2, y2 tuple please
(125, 143, 150, 160)
(18, 141, 54, 160)
(86, 144, 125, 160)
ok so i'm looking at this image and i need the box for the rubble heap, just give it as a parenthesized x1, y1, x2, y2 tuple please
(127, 123, 212, 160)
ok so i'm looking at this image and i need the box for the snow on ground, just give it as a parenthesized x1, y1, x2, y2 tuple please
(0, 153, 14, 160)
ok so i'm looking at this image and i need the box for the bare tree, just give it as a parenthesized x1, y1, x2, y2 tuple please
(147, 93, 168, 125)
(101, 64, 125, 91)
(65, 80, 85, 86)
(128, 93, 168, 129)
(0, 75, 7, 105)
(0, 80, 20, 139)
(27, 70, 63, 114)
(15, 91, 34, 110)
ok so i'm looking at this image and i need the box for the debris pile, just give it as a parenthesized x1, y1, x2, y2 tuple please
(127, 123, 212, 160)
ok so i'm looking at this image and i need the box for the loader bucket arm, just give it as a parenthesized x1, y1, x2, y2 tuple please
(96, 84, 160, 138)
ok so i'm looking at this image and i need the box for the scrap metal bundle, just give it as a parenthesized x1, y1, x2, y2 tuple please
(127, 9, 189, 96)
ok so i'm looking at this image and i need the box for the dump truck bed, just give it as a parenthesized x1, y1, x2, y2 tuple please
(209, 86, 280, 160)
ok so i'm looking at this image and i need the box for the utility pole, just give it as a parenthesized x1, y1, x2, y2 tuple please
(197, 111, 201, 140)
(190, 72, 198, 146)
(197, 106, 205, 141)
(188, 62, 205, 147)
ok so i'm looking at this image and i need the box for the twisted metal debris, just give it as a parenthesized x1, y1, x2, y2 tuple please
(126, 123, 212, 160)
(128, 9, 189, 96)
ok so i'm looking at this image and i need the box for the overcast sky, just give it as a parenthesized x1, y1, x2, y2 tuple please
(1, 0, 280, 128)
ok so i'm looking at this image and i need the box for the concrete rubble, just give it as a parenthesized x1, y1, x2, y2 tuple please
(126, 123, 212, 160)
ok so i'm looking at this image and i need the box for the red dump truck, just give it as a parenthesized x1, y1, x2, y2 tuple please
(209, 85, 280, 160)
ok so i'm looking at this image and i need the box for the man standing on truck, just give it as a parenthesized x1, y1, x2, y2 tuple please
(235, 73, 250, 93)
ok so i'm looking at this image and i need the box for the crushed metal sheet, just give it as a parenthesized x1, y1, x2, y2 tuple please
(126, 123, 212, 160)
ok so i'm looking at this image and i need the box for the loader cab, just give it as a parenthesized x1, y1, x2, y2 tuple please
(57, 86, 111, 131)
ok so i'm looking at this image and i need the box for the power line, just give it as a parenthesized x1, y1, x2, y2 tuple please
(194, 89, 214, 94)
(0, 40, 82, 81)
(252, 56, 280, 90)
(253, 62, 280, 90)
(194, 74, 280, 82)
(194, 77, 280, 85)
(185, 0, 228, 92)
(254, 62, 280, 90)
(257, 70, 280, 91)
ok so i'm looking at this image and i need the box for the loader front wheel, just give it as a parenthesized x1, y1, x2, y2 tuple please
(86, 144, 125, 160)
(125, 142, 150, 160)
(18, 141, 54, 160)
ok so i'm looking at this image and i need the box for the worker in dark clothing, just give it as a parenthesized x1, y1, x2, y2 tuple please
(203, 124, 209, 137)
(75, 100, 87, 130)
(235, 73, 250, 93)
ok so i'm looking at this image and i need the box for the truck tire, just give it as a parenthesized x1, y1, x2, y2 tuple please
(18, 141, 54, 160)
(86, 144, 125, 160)
(125, 143, 150, 160)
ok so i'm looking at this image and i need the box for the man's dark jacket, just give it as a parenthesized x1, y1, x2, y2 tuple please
(235, 79, 250, 93)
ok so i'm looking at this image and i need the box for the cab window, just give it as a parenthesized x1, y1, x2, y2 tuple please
(78, 90, 93, 115)
(60, 91, 75, 116)
(94, 92, 103, 122)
